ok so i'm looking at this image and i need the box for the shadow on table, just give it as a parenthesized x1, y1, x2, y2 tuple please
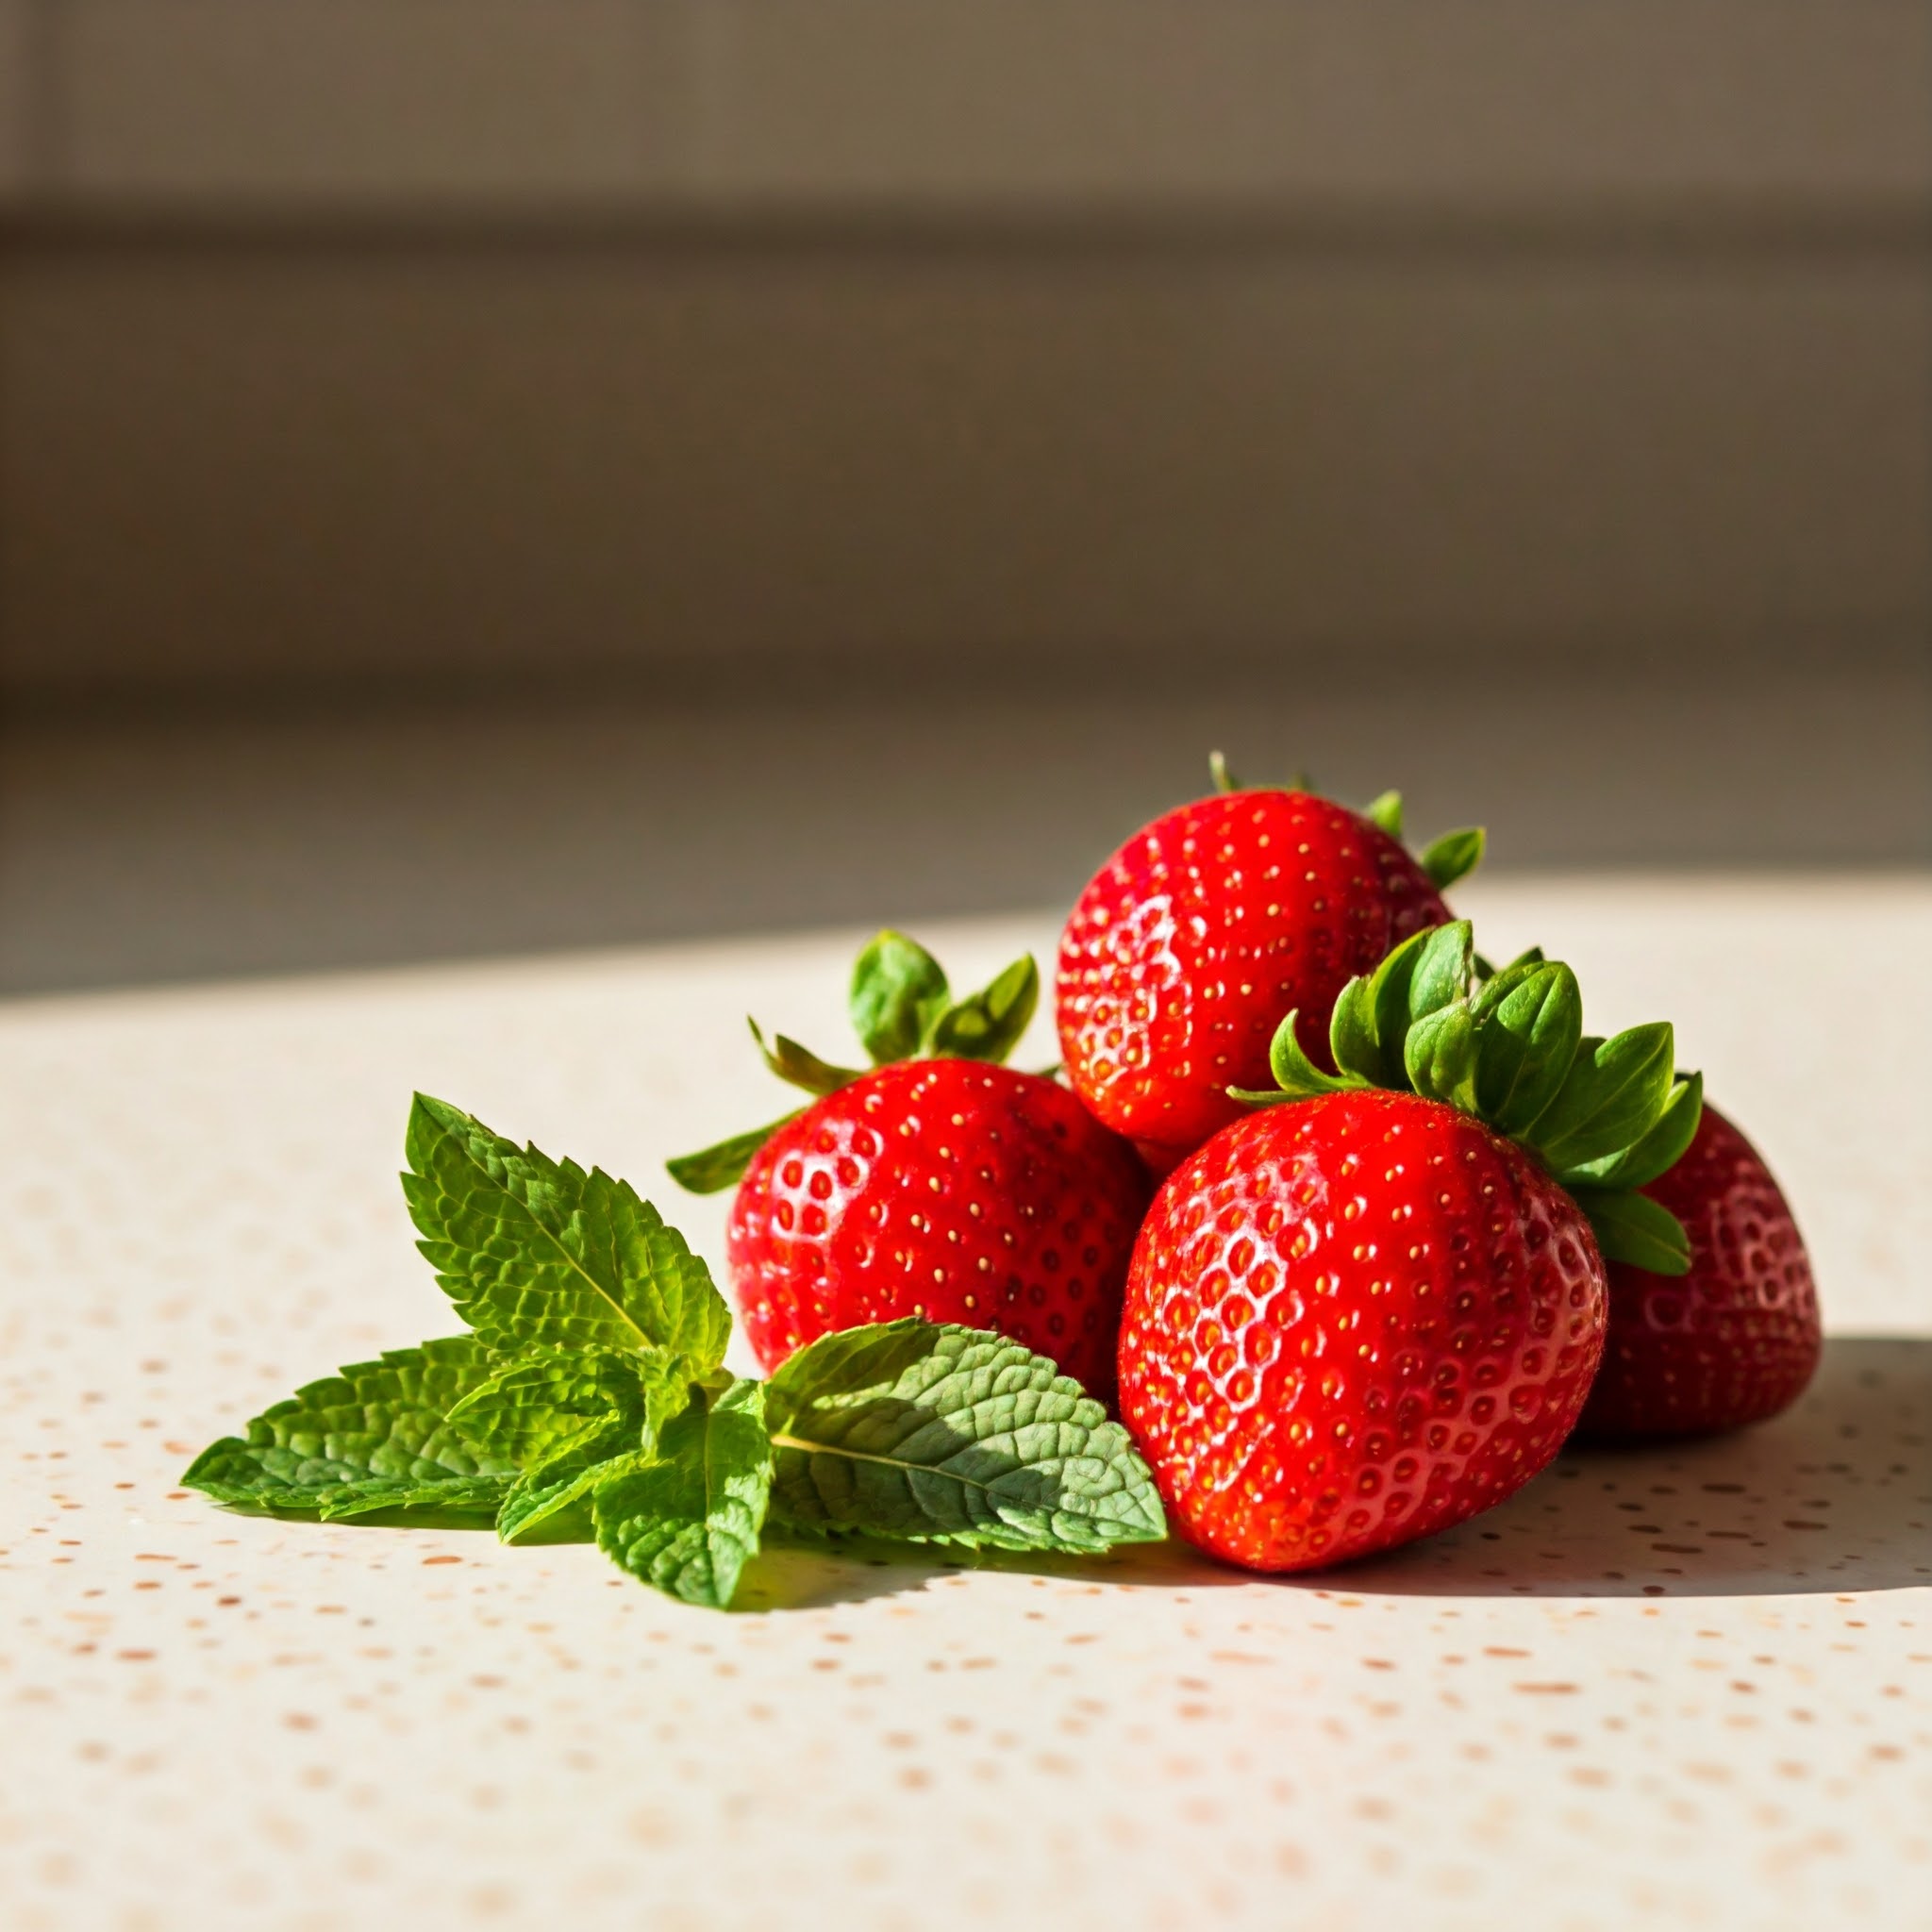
(740, 1336, 1931, 1609)
(1345, 1334, 1932, 1599)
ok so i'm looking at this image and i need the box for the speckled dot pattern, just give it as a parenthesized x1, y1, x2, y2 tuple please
(1583, 1104, 1822, 1438)
(2, 890, 1928, 1932)
(727, 1060, 1148, 1396)
(1120, 1093, 1606, 1571)
(1056, 791, 1447, 1163)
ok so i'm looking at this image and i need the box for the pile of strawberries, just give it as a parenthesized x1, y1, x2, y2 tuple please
(673, 762, 1820, 1574)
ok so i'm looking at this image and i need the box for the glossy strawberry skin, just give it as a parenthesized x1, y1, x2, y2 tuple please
(727, 1059, 1150, 1398)
(1118, 1090, 1607, 1573)
(1578, 1105, 1819, 1439)
(1056, 790, 1450, 1172)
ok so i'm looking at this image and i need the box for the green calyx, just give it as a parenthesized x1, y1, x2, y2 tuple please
(666, 930, 1041, 1196)
(1207, 755, 1484, 891)
(1228, 920, 1703, 1276)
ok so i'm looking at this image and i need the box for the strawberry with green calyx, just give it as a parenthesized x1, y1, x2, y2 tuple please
(1578, 1103, 1820, 1440)
(1056, 754, 1483, 1174)
(669, 931, 1150, 1394)
(1117, 920, 1698, 1574)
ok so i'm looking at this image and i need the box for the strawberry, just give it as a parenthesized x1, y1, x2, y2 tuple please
(1578, 1102, 1820, 1438)
(1117, 921, 1699, 1572)
(669, 931, 1148, 1396)
(1055, 758, 1481, 1173)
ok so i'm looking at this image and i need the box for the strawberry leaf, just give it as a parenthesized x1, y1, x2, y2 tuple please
(1559, 1070, 1704, 1192)
(1472, 960, 1583, 1135)
(181, 1337, 515, 1521)
(1328, 975, 1387, 1087)
(592, 1378, 773, 1609)
(849, 929, 951, 1064)
(405, 1095, 732, 1366)
(1404, 1002, 1479, 1112)
(1524, 1025, 1675, 1175)
(1570, 1186, 1693, 1276)
(1361, 789, 1404, 838)
(748, 1020, 862, 1097)
(1419, 825, 1485, 891)
(665, 1110, 805, 1196)
(926, 955, 1039, 1063)
(762, 1321, 1166, 1554)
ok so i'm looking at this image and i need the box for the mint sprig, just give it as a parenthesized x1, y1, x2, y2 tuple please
(185, 1099, 1166, 1608)
(1229, 920, 1700, 1276)
(667, 928, 1042, 1196)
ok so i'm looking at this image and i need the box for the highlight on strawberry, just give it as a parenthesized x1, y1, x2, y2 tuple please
(1115, 920, 1704, 1574)
(1055, 753, 1484, 1175)
(669, 930, 1150, 1398)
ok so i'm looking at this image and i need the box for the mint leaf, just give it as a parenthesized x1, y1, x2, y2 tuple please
(1560, 1071, 1704, 1192)
(181, 1337, 514, 1521)
(592, 1379, 773, 1608)
(404, 1094, 731, 1366)
(926, 955, 1039, 1064)
(1524, 1025, 1674, 1174)
(666, 1110, 803, 1196)
(763, 1321, 1166, 1555)
(454, 1344, 705, 1544)
(1472, 960, 1583, 1135)
(849, 930, 951, 1065)
(1419, 825, 1485, 891)
(1571, 1186, 1693, 1276)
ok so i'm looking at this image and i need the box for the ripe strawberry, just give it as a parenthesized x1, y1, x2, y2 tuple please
(669, 931, 1148, 1396)
(1056, 760, 1480, 1173)
(1578, 1103, 1820, 1438)
(1117, 921, 1698, 1572)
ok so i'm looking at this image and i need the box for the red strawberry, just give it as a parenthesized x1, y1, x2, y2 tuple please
(1578, 1104, 1820, 1438)
(1116, 920, 1695, 1572)
(1056, 762, 1479, 1173)
(669, 931, 1147, 1396)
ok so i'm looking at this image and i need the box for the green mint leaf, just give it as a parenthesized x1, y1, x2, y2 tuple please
(1419, 825, 1486, 891)
(849, 930, 951, 1065)
(763, 1321, 1167, 1555)
(1525, 1024, 1675, 1174)
(1361, 789, 1404, 838)
(1570, 1186, 1693, 1276)
(1560, 1070, 1704, 1192)
(181, 1336, 515, 1521)
(405, 1094, 732, 1366)
(1327, 975, 1386, 1086)
(1472, 960, 1583, 1135)
(1404, 1002, 1478, 1112)
(925, 955, 1039, 1064)
(592, 1378, 773, 1609)
(665, 1110, 803, 1196)
(748, 1020, 862, 1098)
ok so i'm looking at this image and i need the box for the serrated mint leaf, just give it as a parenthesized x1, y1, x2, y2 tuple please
(182, 1336, 515, 1521)
(1571, 1186, 1693, 1276)
(763, 1321, 1167, 1555)
(1473, 960, 1583, 1135)
(748, 1019, 862, 1098)
(1404, 1002, 1478, 1112)
(926, 955, 1039, 1064)
(1525, 1024, 1674, 1174)
(1419, 825, 1485, 891)
(592, 1378, 773, 1608)
(404, 1094, 731, 1366)
(1361, 789, 1404, 838)
(849, 930, 951, 1065)
(666, 1110, 803, 1196)
(1560, 1071, 1704, 1192)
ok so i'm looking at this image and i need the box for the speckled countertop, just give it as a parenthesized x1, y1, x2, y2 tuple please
(3, 877, 1928, 1932)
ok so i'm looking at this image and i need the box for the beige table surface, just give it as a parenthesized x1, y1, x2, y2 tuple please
(3, 874, 1928, 1932)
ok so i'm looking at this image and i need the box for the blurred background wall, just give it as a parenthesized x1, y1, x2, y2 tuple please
(2, 1, 1928, 990)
